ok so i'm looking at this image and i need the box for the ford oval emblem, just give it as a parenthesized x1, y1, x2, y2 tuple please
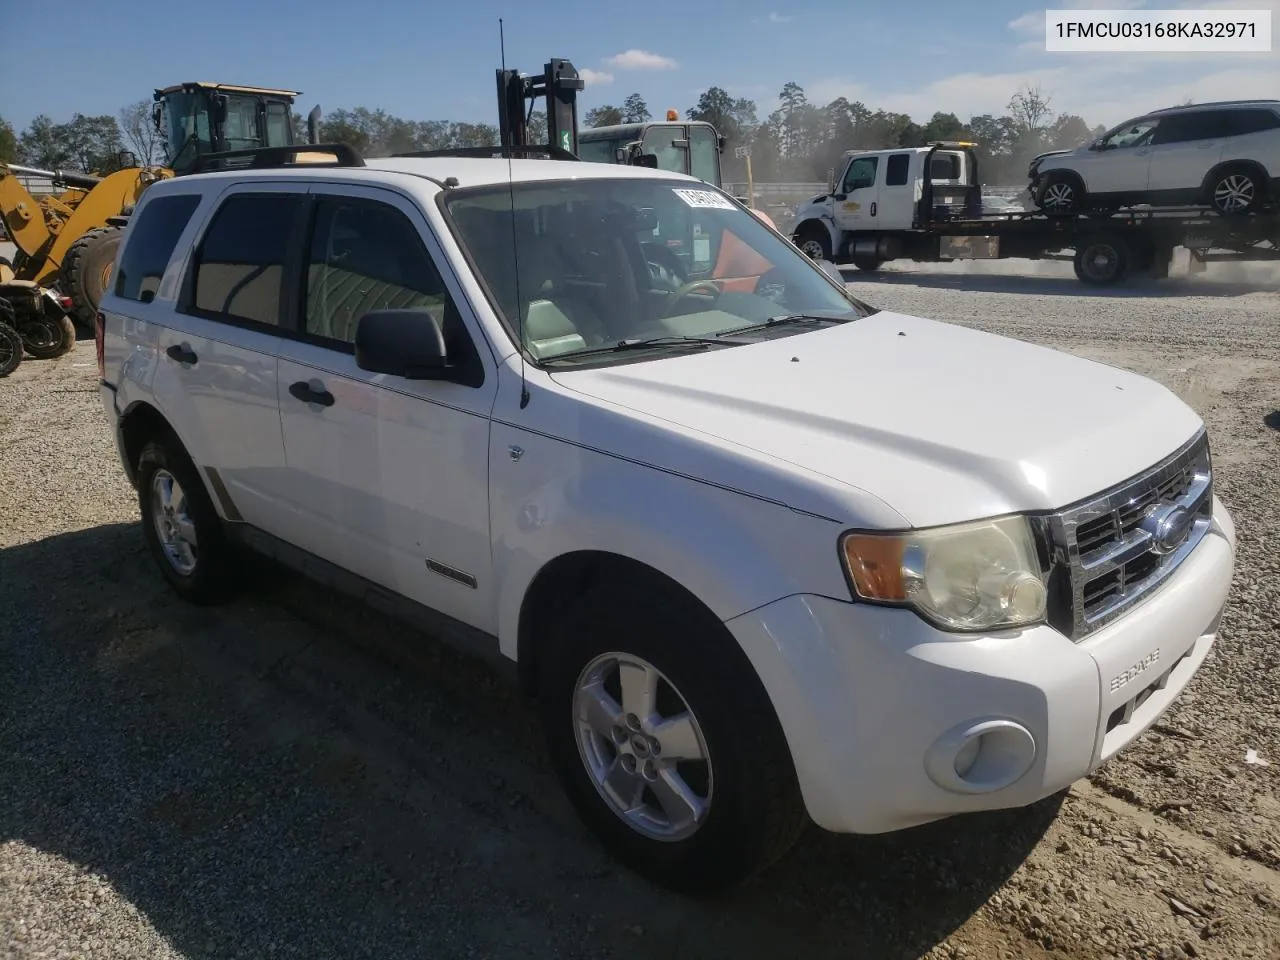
(1142, 502, 1193, 555)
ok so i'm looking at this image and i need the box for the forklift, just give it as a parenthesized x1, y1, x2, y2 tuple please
(494, 59, 728, 191)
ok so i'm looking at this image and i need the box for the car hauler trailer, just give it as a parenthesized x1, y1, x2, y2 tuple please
(790, 141, 1280, 285)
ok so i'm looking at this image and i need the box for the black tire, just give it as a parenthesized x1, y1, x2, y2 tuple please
(1036, 172, 1086, 216)
(1207, 167, 1264, 215)
(1073, 236, 1131, 286)
(0, 322, 21, 377)
(17, 312, 76, 359)
(851, 255, 882, 272)
(135, 435, 241, 605)
(794, 226, 832, 261)
(538, 580, 808, 895)
(61, 225, 124, 329)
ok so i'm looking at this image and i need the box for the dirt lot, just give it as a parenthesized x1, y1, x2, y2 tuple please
(2, 257, 1279, 959)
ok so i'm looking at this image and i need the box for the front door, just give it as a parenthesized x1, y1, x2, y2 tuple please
(273, 184, 500, 632)
(833, 155, 880, 231)
(1085, 116, 1159, 196)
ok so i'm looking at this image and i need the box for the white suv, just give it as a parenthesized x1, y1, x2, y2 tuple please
(96, 149, 1236, 893)
(1030, 99, 1280, 215)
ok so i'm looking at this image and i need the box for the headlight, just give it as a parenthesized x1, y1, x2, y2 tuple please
(840, 515, 1048, 632)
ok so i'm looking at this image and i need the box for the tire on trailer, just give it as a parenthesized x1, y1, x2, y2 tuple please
(17, 312, 77, 359)
(61, 225, 125, 329)
(537, 578, 808, 895)
(1073, 235, 1132, 286)
(1035, 171, 1087, 216)
(1205, 165, 1265, 215)
(793, 224, 832, 261)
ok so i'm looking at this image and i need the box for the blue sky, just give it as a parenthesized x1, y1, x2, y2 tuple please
(3, 0, 1276, 136)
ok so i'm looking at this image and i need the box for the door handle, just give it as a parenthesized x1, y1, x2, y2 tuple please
(870, 202, 877, 217)
(166, 343, 197, 365)
(289, 380, 335, 408)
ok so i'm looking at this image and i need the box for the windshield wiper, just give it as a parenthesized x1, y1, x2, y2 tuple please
(716, 314, 851, 337)
(539, 335, 745, 362)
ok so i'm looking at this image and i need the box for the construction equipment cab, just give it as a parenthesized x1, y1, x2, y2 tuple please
(154, 82, 312, 174)
(791, 143, 981, 270)
(578, 119, 725, 188)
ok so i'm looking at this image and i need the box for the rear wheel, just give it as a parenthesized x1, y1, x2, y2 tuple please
(1073, 236, 1131, 286)
(135, 435, 241, 604)
(61, 225, 124, 329)
(538, 581, 807, 895)
(1208, 168, 1263, 215)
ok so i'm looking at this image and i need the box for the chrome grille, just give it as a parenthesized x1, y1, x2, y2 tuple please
(1045, 429, 1213, 641)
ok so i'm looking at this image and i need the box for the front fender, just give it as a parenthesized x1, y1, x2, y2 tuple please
(488, 419, 853, 660)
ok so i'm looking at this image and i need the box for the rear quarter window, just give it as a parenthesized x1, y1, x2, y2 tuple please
(113, 194, 202, 303)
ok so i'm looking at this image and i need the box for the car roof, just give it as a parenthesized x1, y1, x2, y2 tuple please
(146, 156, 703, 192)
(1147, 99, 1280, 115)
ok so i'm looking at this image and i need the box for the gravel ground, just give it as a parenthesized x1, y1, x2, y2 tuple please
(2, 252, 1279, 960)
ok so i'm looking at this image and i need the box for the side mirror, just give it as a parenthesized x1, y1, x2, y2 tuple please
(355, 308, 450, 380)
(615, 147, 627, 162)
(634, 153, 659, 169)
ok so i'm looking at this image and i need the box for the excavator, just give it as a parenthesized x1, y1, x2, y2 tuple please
(0, 81, 324, 331)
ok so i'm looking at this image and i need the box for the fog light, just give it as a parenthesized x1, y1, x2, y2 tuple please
(924, 718, 1037, 795)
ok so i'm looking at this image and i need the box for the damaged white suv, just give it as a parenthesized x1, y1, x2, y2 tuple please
(97, 148, 1235, 894)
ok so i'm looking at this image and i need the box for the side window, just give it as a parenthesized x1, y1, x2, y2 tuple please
(1228, 108, 1280, 135)
(265, 102, 292, 147)
(303, 197, 451, 348)
(1151, 112, 1230, 145)
(1103, 118, 1159, 149)
(642, 126, 689, 176)
(842, 156, 878, 192)
(885, 153, 910, 186)
(189, 194, 300, 327)
(112, 194, 201, 303)
(688, 126, 720, 185)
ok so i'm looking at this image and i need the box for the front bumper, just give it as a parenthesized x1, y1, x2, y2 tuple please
(725, 495, 1235, 835)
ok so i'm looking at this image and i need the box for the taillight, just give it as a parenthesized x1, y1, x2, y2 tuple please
(95, 312, 106, 378)
(59, 296, 74, 310)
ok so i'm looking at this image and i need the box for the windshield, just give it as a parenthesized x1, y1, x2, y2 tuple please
(578, 137, 626, 165)
(163, 91, 214, 168)
(442, 178, 872, 366)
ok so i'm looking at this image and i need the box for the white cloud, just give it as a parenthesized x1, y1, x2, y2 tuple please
(804, 60, 1280, 129)
(769, 11, 793, 22)
(603, 49, 679, 70)
(580, 68, 614, 86)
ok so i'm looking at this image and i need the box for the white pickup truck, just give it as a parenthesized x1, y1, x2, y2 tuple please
(97, 147, 1235, 894)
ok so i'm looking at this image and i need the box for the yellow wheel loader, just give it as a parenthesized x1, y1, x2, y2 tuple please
(0, 82, 324, 329)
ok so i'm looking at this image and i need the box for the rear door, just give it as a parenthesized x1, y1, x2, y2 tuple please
(875, 152, 916, 229)
(1145, 111, 1230, 198)
(153, 183, 306, 534)
(273, 183, 500, 631)
(833, 154, 880, 231)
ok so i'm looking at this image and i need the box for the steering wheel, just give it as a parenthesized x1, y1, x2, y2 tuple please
(754, 266, 788, 303)
(665, 279, 722, 315)
(642, 242, 687, 287)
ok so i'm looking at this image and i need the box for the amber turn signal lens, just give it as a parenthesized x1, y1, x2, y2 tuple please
(842, 534, 907, 601)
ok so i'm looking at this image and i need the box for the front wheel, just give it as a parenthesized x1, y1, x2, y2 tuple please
(1073, 236, 1131, 286)
(538, 582, 807, 895)
(1036, 173, 1085, 216)
(794, 227, 832, 262)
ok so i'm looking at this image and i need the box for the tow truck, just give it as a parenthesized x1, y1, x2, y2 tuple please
(789, 141, 1280, 285)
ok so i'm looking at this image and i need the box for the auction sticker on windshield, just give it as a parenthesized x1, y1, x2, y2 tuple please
(674, 188, 737, 210)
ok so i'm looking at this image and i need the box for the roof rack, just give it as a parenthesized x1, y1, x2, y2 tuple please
(390, 145, 581, 162)
(188, 143, 366, 173)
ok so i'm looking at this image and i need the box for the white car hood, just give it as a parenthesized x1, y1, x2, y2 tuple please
(550, 311, 1204, 528)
